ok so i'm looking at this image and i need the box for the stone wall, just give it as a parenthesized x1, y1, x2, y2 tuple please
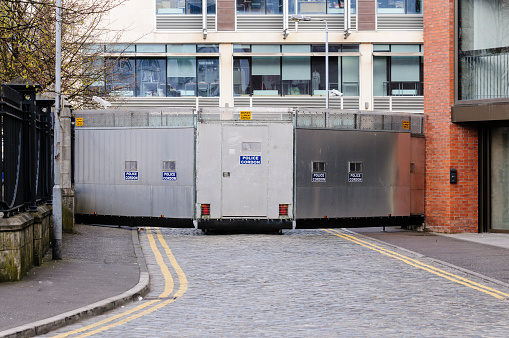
(0, 206, 52, 282)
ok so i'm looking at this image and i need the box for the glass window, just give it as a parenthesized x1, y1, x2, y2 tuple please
(312, 45, 341, 53)
(84, 44, 104, 54)
(458, 0, 509, 100)
(282, 45, 310, 96)
(242, 142, 262, 152)
(197, 44, 219, 53)
(125, 161, 138, 171)
(391, 44, 420, 52)
(289, 0, 355, 14)
(252, 57, 281, 95)
(267, 0, 282, 13)
(373, 56, 387, 96)
(300, 0, 326, 14)
(406, 0, 421, 13)
(391, 57, 420, 82)
(373, 44, 390, 52)
(106, 58, 135, 97)
(342, 44, 359, 52)
(283, 45, 310, 53)
(327, 0, 344, 13)
(207, 0, 216, 13)
(313, 161, 326, 172)
(137, 58, 166, 97)
(234, 44, 251, 53)
(282, 56, 311, 95)
(163, 161, 176, 170)
(373, 55, 422, 96)
(377, 0, 421, 14)
(137, 44, 166, 53)
(167, 44, 196, 53)
(233, 44, 359, 97)
(233, 58, 251, 96)
(167, 57, 197, 96)
(341, 56, 359, 96)
(156, 0, 215, 14)
(349, 161, 362, 172)
(86, 57, 105, 95)
(187, 0, 202, 14)
(197, 59, 220, 97)
(237, 0, 266, 14)
(252, 45, 280, 53)
(156, 0, 186, 14)
(109, 44, 135, 53)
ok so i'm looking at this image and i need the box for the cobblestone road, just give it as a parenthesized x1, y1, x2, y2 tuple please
(45, 228, 509, 337)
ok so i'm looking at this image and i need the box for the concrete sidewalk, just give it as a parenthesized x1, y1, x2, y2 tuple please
(0, 224, 149, 338)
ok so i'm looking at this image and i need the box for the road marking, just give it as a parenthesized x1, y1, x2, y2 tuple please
(52, 228, 188, 337)
(148, 227, 174, 298)
(323, 229, 509, 300)
(156, 228, 188, 298)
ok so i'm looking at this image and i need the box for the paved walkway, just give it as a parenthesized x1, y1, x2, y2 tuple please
(0, 224, 148, 338)
(2, 225, 509, 337)
(352, 227, 509, 285)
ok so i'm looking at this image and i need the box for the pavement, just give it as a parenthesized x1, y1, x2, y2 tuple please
(0, 224, 149, 338)
(2, 224, 509, 337)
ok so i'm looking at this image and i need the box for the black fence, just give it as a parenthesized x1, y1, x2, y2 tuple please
(1, 84, 54, 217)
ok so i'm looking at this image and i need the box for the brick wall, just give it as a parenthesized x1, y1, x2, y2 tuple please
(424, 0, 479, 233)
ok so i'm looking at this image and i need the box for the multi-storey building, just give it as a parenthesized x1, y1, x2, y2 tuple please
(425, 0, 509, 233)
(91, 0, 424, 112)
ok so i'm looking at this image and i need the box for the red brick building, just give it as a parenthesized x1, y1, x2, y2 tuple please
(424, 0, 509, 232)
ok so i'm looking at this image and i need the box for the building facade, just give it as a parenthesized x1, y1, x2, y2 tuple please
(91, 0, 424, 113)
(425, 0, 509, 233)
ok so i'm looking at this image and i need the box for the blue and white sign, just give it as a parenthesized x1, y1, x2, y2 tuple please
(162, 171, 177, 181)
(312, 172, 326, 182)
(348, 173, 363, 183)
(125, 171, 139, 181)
(240, 155, 261, 165)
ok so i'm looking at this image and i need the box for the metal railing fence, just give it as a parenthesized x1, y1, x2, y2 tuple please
(0, 84, 54, 217)
(460, 47, 509, 100)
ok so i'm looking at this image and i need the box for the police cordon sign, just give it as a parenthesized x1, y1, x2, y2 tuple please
(162, 171, 177, 181)
(348, 173, 363, 182)
(312, 173, 326, 182)
(125, 171, 139, 181)
(240, 155, 261, 164)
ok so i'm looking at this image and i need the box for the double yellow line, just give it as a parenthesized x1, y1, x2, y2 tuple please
(53, 228, 188, 338)
(323, 228, 509, 300)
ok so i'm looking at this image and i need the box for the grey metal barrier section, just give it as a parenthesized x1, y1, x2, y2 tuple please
(74, 108, 424, 228)
(74, 109, 195, 222)
(294, 109, 423, 223)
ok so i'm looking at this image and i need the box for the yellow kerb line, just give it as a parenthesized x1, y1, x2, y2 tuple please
(52, 227, 188, 338)
(323, 229, 509, 300)
(156, 229, 189, 298)
(50, 300, 160, 338)
(75, 298, 178, 338)
(147, 227, 175, 298)
(327, 229, 509, 299)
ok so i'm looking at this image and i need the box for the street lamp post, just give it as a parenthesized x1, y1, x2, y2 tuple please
(290, 15, 329, 109)
(53, 0, 62, 260)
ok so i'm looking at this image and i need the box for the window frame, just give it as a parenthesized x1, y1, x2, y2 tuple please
(233, 44, 360, 97)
